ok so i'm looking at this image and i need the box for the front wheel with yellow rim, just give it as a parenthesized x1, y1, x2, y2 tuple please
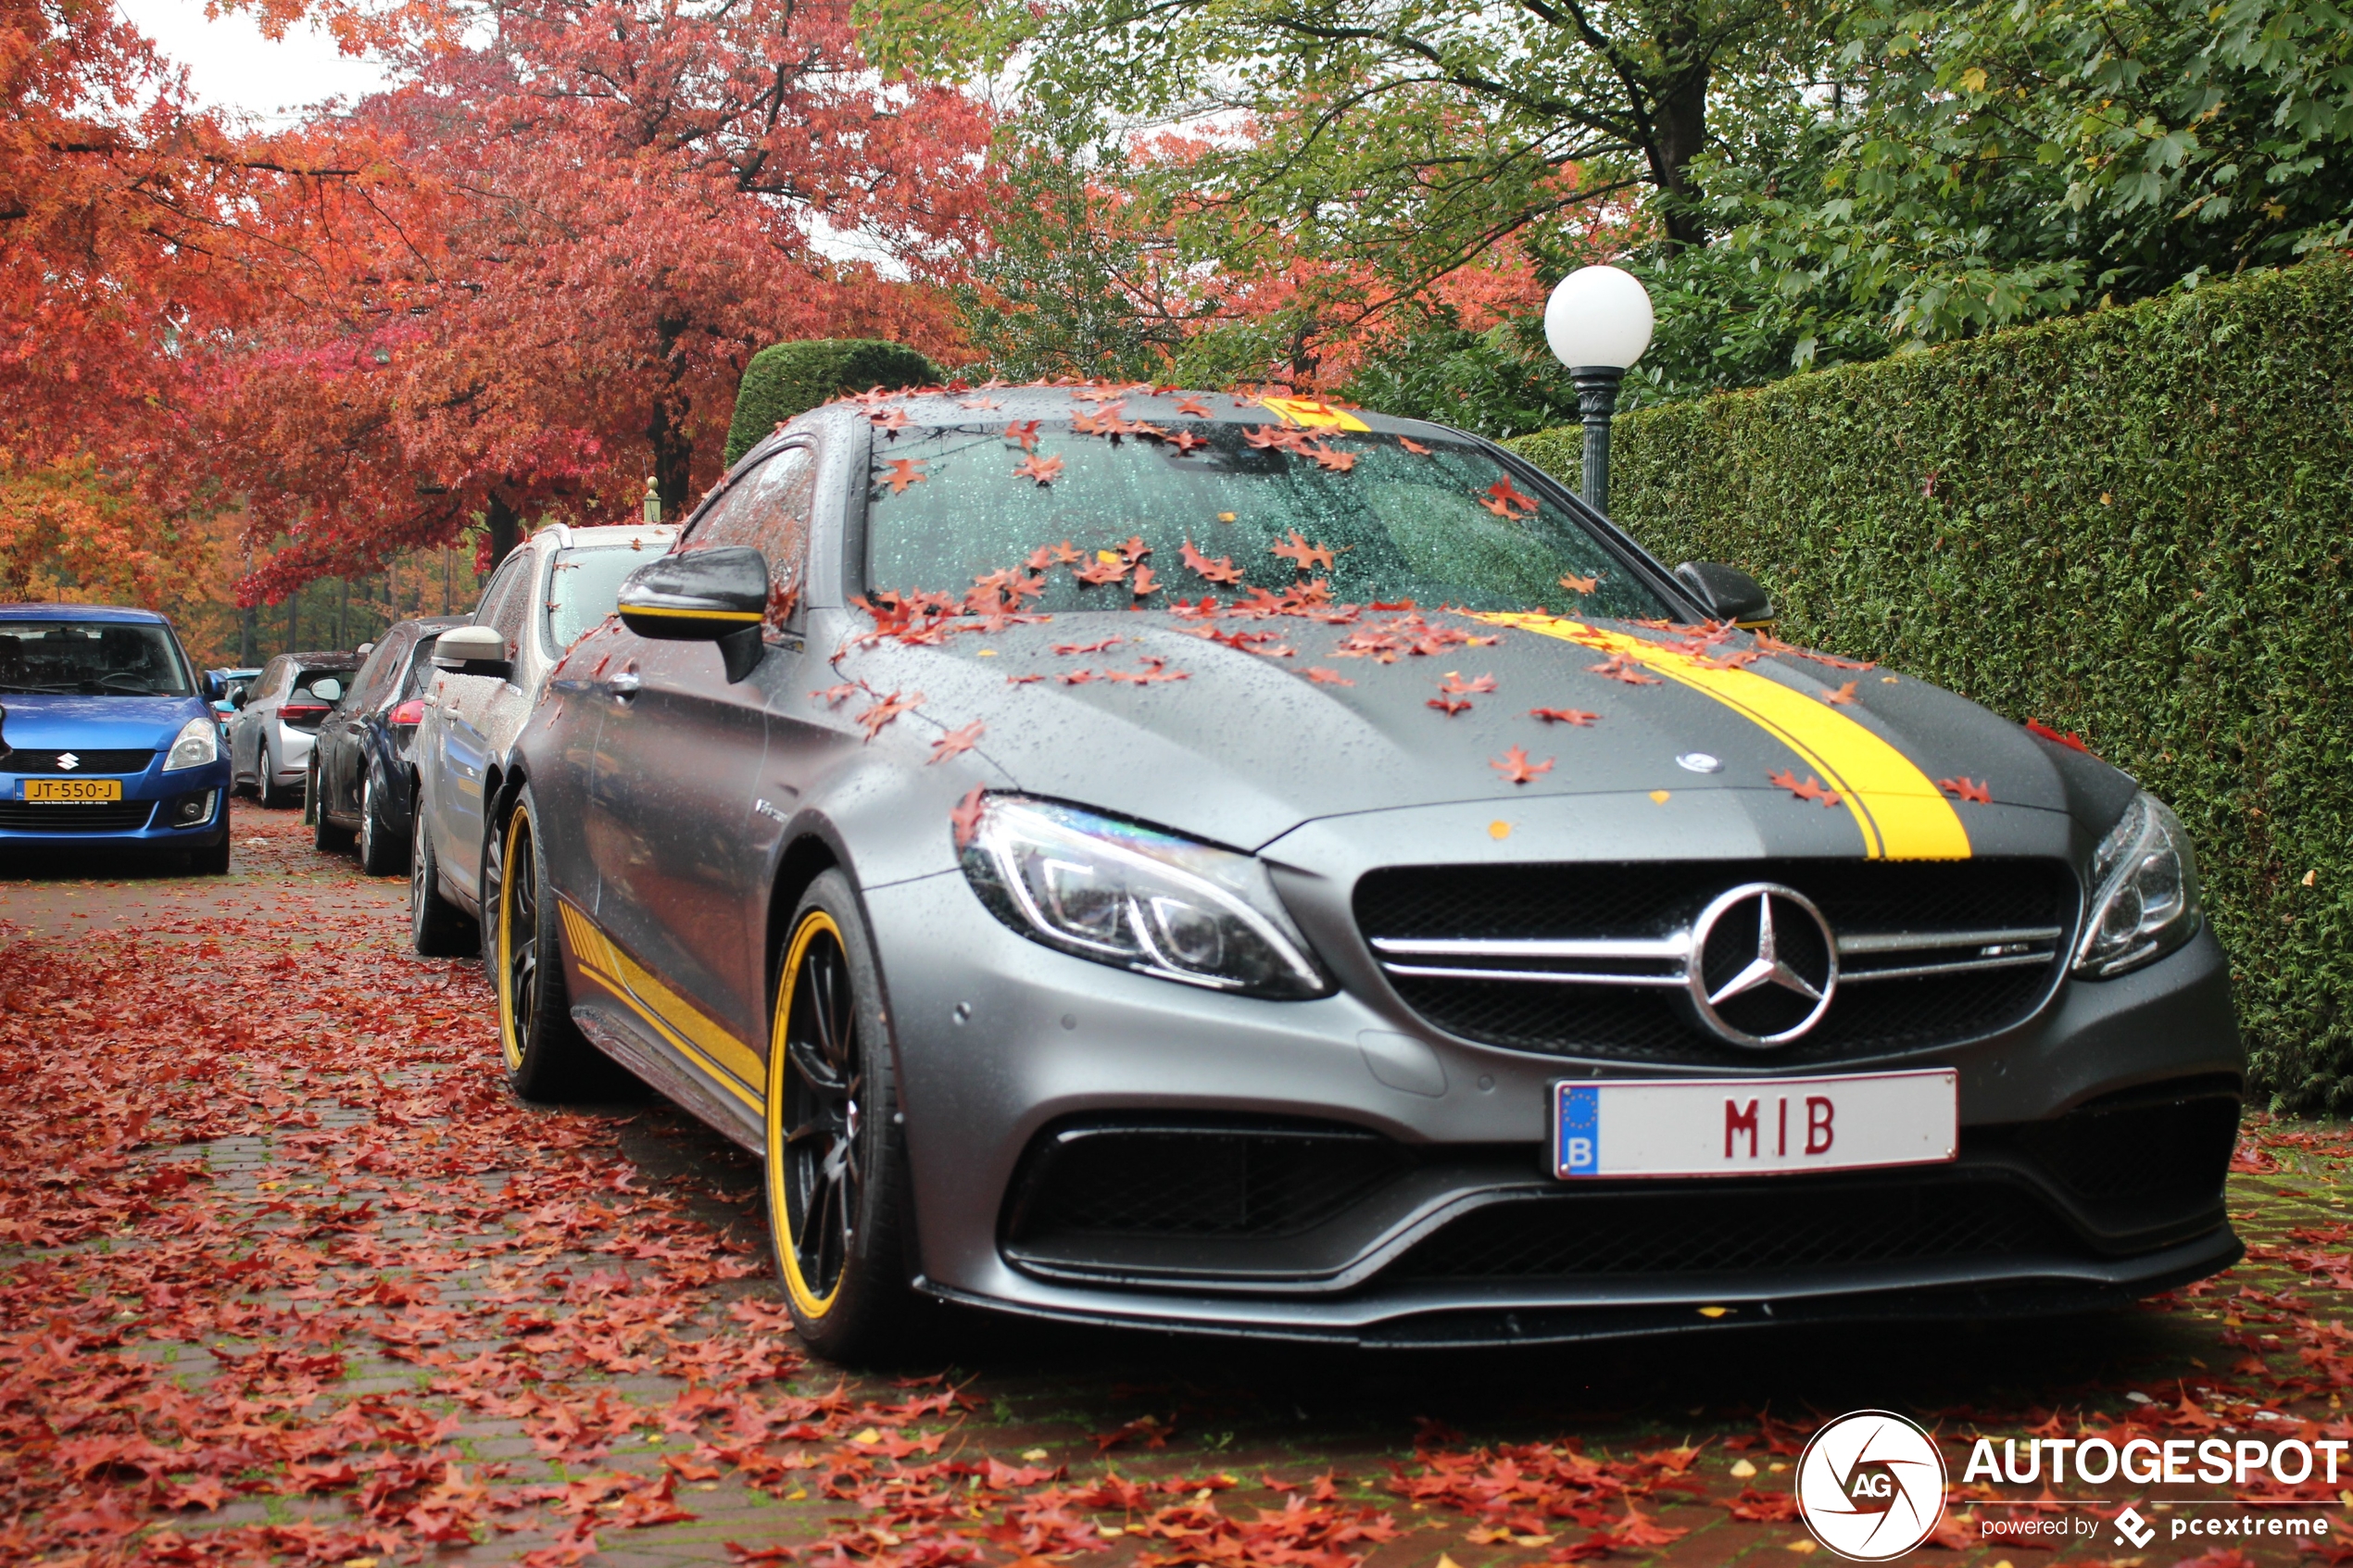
(764, 871, 916, 1361)
(495, 784, 619, 1101)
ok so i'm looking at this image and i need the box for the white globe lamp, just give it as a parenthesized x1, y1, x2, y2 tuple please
(1542, 265, 1655, 514)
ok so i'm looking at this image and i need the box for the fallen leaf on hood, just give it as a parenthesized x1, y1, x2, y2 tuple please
(1768, 768, 1843, 808)
(1303, 667, 1354, 685)
(855, 689, 924, 741)
(1491, 746, 1554, 784)
(1175, 396, 1212, 417)
(1821, 681, 1858, 705)
(1437, 672, 1497, 696)
(1052, 636, 1123, 656)
(927, 721, 985, 764)
(1588, 655, 1661, 685)
(1937, 775, 1992, 804)
(2026, 718, 2093, 754)
(1529, 707, 1600, 725)
(950, 784, 987, 847)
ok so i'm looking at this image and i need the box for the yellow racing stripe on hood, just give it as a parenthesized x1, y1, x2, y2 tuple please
(1478, 612, 1971, 860)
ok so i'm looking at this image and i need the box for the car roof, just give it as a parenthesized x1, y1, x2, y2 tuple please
(288, 651, 362, 667)
(816, 384, 1451, 437)
(0, 603, 170, 624)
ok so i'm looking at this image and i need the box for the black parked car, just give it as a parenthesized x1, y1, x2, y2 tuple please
(307, 616, 466, 873)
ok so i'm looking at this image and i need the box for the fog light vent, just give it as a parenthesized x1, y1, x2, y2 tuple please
(171, 789, 217, 826)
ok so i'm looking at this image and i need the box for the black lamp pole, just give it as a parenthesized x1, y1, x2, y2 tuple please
(1572, 366, 1624, 516)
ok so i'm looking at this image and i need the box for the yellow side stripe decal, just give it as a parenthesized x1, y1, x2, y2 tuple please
(558, 900, 767, 1110)
(1478, 612, 1972, 862)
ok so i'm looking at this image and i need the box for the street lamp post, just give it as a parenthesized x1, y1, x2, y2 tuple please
(1542, 265, 1655, 516)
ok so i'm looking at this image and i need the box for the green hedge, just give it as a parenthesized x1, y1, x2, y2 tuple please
(1508, 260, 2353, 1110)
(724, 339, 943, 465)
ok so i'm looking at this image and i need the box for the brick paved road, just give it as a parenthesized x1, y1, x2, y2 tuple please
(3, 802, 2347, 1567)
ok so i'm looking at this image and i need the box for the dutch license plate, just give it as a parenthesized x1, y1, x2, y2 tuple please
(1550, 1070, 1957, 1179)
(21, 778, 123, 803)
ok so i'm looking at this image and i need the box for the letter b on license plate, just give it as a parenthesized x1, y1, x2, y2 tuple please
(1550, 1071, 1957, 1180)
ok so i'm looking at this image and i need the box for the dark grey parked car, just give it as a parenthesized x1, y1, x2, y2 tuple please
(485, 386, 2242, 1360)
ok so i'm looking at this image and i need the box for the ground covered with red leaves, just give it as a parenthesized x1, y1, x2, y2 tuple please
(5, 807, 2353, 1568)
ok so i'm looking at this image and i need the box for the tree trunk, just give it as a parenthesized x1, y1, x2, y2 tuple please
(1642, 5, 1713, 251)
(238, 605, 257, 664)
(648, 314, 693, 520)
(486, 495, 522, 569)
(285, 592, 298, 656)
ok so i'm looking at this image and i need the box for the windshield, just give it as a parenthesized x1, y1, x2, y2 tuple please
(863, 423, 1676, 620)
(546, 541, 676, 654)
(0, 620, 193, 696)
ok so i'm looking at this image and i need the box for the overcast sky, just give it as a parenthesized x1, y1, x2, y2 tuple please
(113, 0, 394, 122)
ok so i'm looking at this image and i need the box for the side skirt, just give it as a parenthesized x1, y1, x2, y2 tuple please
(573, 1003, 764, 1154)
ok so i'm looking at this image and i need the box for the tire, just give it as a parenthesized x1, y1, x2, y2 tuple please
(359, 771, 407, 876)
(494, 785, 617, 1100)
(189, 833, 231, 875)
(764, 871, 919, 1361)
(310, 764, 354, 852)
(410, 806, 475, 957)
(258, 739, 294, 809)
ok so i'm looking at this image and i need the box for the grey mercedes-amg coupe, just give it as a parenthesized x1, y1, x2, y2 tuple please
(486, 384, 2241, 1359)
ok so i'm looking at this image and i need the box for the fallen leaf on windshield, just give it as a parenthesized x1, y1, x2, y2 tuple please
(927, 721, 985, 764)
(1529, 707, 1600, 725)
(1397, 436, 1433, 456)
(1588, 655, 1661, 685)
(1180, 540, 1246, 585)
(1167, 431, 1209, 455)
(1937, 776, 1993, 804)
(1821, 681, 1858, 705)
(950, 784, 987, 847)
(1129, 565, 1160, 596)
(1074, 558, 1128, 585)
(1479, 478, 1539, 518)
(1003, 420, 1041, 451)
(1304, 443, 1355, 472)
(1013, 454, 1063, 485)
(855, 689, 925, 741)
(1245, 425, 1315, 454)
(1303, 668, 1354, 685)
(1768, 768, 1843, 808)
(1270, 532, 1336, 572)
(1052, 636, 1122, 656)
(880, 459, 926, 495)
(1557, 572, 1599, 595)
(1491, 746, 1554, 784)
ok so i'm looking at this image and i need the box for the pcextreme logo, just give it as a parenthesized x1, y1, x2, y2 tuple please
(1795, 1411, 1949, 1561)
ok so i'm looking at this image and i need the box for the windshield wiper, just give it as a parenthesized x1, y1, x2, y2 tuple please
(0, 682, 76, 694)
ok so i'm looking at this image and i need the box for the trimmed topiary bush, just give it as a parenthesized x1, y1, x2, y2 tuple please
(724, 340, 943, 465)
(1508, 260, 2353, 1110)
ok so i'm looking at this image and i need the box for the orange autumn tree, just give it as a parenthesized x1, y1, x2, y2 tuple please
(207, 0, 995, 600)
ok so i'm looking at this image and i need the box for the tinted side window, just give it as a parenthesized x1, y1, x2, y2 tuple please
(473, 556, 526, 629)
(686, 446, 815, 615)
(256, 657, 287, 701)
(488, 555, 535, 659)
(348, 636, 404, 709)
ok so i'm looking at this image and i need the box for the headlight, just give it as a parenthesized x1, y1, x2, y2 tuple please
(960, 796, 1329, 998)
(2074, 792, 2201, 978)
(162, 715, 219, 771)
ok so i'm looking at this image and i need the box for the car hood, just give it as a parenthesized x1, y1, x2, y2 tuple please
(833, 608, 2130, 859)
(0, 694, 208, 754)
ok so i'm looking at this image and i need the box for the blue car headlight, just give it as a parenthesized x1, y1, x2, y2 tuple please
(162, 715, 220, 771)
(960, 796, 1330, 998)
(2073, 792, 2202, 978)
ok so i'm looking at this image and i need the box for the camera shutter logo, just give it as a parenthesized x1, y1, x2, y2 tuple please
(1795, 1410, 1947, 1561)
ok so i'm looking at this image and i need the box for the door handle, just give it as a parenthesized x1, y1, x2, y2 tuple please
(606, 671, 641, 703)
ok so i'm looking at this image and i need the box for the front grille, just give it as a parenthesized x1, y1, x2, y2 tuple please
(1357, 859, 2074, 1066)
(1390, 1173, 2078, 1281)
(0, 749, 154, 774)
(1003, 1121, 1416, 1243)
(0, 799, 157, 832)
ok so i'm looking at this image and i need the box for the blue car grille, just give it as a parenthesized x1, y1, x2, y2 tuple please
(0, 748, 155, 774)
(0, 799, 158, 832)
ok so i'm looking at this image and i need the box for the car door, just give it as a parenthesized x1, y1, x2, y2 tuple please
(430, 555, 532, 895)
(328, 636, 401, 820)
(236, 657, 285, 781)
(585, 446, 817, 1095)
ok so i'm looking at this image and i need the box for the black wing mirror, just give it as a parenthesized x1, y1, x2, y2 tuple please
(1675, 561, 1775, 626)
(431, 625, 512, 681)
(230, 686, 249, 709)
(617, 546, 768, 683)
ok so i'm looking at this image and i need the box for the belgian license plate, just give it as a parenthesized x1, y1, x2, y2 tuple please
(21, 778, 123, 803)
(1550, 1070, 1957, 1179)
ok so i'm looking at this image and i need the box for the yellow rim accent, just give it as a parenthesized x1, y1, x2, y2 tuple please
(1477, 612, 1972, 861)
(496, 807, 529, 1072)
(557, 899, 763, 1110)
(620, 604, 762, 622)
(767, 909, 847, 1320)
(1258, 395, 1370, 433)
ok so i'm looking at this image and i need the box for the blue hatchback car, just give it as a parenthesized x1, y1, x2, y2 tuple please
(0, 605, 234, 872)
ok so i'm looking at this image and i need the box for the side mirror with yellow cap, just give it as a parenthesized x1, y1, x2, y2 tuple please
(616, 546, 769, 683)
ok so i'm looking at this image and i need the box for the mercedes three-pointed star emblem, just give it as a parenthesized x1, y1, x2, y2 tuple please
(1684, 883, 1840, 1047)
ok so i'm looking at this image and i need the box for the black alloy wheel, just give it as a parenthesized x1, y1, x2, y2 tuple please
(764, 871, 918, 1361)
(358, 771, 406, 876)
(310, 762, 353, 852)
(494, 786, 618, 1100)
